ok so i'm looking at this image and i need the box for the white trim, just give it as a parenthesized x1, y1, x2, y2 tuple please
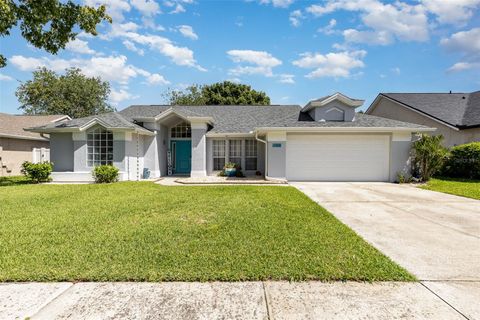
(51, 115, 72, 122)
(303, 92, 364, 112)
(206, 132, 255, 138)
(190, 122, 208, 130)
(367, 95, 460, 131)
(267, 131, 287, 142)
(392, 132, 412, 142)
(255, 126, 434, 134)
(0, 133, 49, 141)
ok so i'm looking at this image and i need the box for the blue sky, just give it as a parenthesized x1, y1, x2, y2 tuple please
(1, 0, 479, 115)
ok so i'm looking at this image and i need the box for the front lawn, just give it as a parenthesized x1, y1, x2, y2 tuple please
(421, 177, 480, 200)
(0, 182, 413, 282)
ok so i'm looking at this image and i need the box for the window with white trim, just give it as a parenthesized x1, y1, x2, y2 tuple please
(87, 128, 113, 167)
(213, 140, 225, 170)
(245, 139, 257, 171)
(171, 122, 191, 138)
(229, 140, 242, 167)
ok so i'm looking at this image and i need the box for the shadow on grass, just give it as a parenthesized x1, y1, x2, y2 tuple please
(0, 176, 32, 187)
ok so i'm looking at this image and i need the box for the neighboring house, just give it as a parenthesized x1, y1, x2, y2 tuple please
(366, 91, 480, 146)
(0, 113, 70, 176)
(27, 93, 433, 182)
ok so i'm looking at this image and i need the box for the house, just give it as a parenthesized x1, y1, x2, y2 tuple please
(27, 93, 433, 182)
(0, 113, 70, 176)
(366, 91, 480, 146)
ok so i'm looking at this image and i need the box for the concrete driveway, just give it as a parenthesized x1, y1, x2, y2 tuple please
(292, 182, 480, 319)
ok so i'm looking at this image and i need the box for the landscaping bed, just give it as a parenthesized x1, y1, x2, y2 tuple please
(0, 182, 413, 282)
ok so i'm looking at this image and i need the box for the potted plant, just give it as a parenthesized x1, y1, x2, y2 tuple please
(223, 162, 237, 177)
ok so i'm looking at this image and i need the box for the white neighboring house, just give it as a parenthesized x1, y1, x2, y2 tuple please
(27, 93, 434, 182)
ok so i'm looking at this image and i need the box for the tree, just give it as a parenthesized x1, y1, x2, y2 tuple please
(16, 67, 113, 118)
(0, 0, 111, 67)
(164, 81, 271, 105)
(412, 134, 448, 181)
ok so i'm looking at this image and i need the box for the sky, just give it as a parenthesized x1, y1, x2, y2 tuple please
(1, 0, 479, 115)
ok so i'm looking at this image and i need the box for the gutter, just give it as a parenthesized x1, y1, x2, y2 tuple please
(254, 126, 435, 133)
(254, 131, 268, 178)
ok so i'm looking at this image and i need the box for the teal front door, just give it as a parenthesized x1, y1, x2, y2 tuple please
(171, 140, 191, 174)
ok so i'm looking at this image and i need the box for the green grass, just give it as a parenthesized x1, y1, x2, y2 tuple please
(0, 182, 414, 282)
(421, 177, 480, 200)
(0, 176, 31, 187)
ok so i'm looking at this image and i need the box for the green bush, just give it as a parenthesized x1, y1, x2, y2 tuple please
(92, 165, 119, 183)
(21, 161, 53, 183)
(443, 142, 480, 179)
(412, 134, 448, 181)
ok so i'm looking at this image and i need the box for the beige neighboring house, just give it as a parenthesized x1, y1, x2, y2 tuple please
(0, 113, 70, 176)
(366, 91, 480, 146)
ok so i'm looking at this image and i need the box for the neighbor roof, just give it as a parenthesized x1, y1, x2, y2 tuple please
(378, 91, 480, 129)
(0, 113, 69, 140)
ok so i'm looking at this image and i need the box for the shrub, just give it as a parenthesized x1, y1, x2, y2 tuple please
(412, 134, 448, 181)
(443, 142, 480, 179)
(92, 165, 119, 183)
(21, 161, 53, 183)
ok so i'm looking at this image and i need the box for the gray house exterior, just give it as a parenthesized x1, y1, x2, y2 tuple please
(28, 93, 433, 182)
(367, 91, 480, 146)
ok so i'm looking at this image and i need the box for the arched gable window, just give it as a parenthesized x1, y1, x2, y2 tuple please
(87, 127, 113, 167)
(171, 122, 191, 138)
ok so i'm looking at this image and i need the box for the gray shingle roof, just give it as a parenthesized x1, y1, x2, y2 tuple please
(381, 91, 480, 128)
(29, 104, 429, 134)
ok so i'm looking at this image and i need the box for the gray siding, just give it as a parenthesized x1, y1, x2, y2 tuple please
(191, 127, 207, 176)
(309, 100, 356, 122)
(158, 124, 168, 176)
(390, 139, 412, 182)
(50, 133, 73, 171)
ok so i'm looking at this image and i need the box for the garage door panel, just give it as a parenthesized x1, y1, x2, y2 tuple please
(286, 134, 390, 181)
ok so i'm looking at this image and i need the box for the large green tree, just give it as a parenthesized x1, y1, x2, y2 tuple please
(16, 67, 113, 118)
(164, 81, 271, 105)
(0, 0, 111, 67)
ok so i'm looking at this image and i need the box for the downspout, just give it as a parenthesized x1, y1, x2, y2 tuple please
(254, 131, 268, 177)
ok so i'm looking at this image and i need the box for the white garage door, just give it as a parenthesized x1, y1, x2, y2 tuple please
(286, 134, 390, 181)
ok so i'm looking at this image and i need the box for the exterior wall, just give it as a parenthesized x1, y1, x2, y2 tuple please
(205, 137, 265, 176)
(0, 137, 50, 176)
(390, 132, 413, 182)
(142, 121, 161, 178)
(125, 133, 144, 181)
(50, 133, 73, 172)
(158, 124, 168, 176)
(191, 124, 207, 177)
(368, 97, 479, 146)
(308, 100, 356, 122)
(266, 132, 287, 179)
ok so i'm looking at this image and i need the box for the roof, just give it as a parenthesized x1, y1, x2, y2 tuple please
(0, 113, 69, 140)
(376, 91, 480, 129)
(27, 104, 430, 135)
(302, 92, 365, 112)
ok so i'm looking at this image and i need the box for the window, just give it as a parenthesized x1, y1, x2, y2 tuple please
(245, 139, 257, 171)
(229, 140, 242, 167)
(171, 122, 191, 138)
(87, 128, 113, 167)
(213, 140, 225, 170)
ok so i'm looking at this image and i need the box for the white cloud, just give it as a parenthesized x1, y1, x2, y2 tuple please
(142, 17, 165, 31)
(279, 74, 295, 84)
(317, 19, 337, 35)
(0, 73, 13, 81)
(169, 3, 185, 13)
(307, 0, 429, 44)
(422, 0, 480, 25)
(130, 0, 160, 16)
(227, 50, 282, 76)
(146, 73, 170, 85)
(109, 88, 136, 104)
(177, 25, 198, 40)
(391, 67, 401, 75)
(343, 29, 392, 45)
(9, 55, 169, 86)
(260, 0, 295, 8)
(84, 0, 131, 21)
(65, 38, 96, 55)
(123, 40, 145, 55)
(289, 10, 303, 27)
(292, 50, 366, 78)
(441, 28, 480, 72)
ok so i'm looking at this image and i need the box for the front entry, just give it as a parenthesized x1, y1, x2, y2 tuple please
(171, 140, 191, 174)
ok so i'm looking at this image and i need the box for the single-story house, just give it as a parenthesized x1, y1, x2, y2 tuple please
(27, 93, 433, 182)
(0, 113, 70, 176)
(366, 91, 480, 146)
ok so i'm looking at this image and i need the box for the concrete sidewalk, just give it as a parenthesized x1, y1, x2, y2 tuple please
(1, 281, 475, 320)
